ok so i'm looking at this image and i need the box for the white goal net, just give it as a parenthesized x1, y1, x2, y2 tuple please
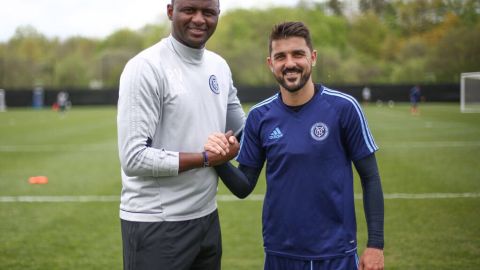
(461, 72, 480, 113)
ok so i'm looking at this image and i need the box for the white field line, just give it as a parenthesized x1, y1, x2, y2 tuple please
(1, 141, 479, 153)
(0, 193, 479, 203)
(0, 143, 116, 152)
(0, 195, 119, 202)
(380, 141, 480, 148)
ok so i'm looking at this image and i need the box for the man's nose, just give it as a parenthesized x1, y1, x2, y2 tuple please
(191, 11, 206, 25)
(284, 55, 296, 68)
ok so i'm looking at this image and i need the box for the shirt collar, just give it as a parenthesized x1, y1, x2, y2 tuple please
(168, 35, 205, 65)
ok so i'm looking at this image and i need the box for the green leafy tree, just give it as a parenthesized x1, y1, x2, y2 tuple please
(53, 37, 98, 88)
(97, 29, 144, 88)
(54, 54, 91, 88)
(140, 24, 170, 48)
(4, 26, 55, 88)
(1, 2, 479, 89)
(0, 44, 6, 87)
(98, 28, 144, 52)
(328, 0, 344, 16)
(428, 21, 480, 82)
(348, 13, 388, 57)
(359, 0, 389, 16)
(210, 6, 349, 86)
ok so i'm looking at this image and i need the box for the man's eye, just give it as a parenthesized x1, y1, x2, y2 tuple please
(293, 52, 306, 58)
(203, 10, 217, 16)
(182, 8, 195, 14)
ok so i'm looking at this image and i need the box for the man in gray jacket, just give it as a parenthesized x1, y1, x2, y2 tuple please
(117, 0, 245, 269)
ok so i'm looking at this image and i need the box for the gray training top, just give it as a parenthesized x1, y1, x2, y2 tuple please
(117, 35, 245, 222)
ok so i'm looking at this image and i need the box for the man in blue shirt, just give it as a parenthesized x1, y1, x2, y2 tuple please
(204, 21, 384, 270)
(409, 85, 421, 115)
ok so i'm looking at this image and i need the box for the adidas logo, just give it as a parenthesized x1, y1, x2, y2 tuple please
(269, 127, 283, 140)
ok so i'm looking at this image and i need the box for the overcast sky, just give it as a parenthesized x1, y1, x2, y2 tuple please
(0, 0, 310, 41)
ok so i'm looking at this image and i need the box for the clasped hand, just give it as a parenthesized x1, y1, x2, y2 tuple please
(204, 130, 239, 166)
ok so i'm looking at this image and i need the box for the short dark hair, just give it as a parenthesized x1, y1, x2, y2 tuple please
(171, 0, 220, 8)
(269, 22, 313, 55)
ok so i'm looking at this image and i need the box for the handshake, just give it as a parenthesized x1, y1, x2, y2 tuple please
(203, 130, 240, 167)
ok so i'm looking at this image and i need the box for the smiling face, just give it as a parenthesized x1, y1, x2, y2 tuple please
(267, 36, 317, 93)
(167, 0, 220, 49)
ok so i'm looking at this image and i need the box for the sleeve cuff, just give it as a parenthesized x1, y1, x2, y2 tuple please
(153, 149, 179, 177)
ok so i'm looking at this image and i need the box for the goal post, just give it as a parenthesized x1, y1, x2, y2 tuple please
(460, 72, 480, 113)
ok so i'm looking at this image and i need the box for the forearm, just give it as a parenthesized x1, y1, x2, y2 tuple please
(214, 163, 260, 199)
(363, 176, 384, 249)
(118, 143, 179, 177)
(120, 148, 212, 176)
(178, 152, 207, 173)
(354, 154, 385, 249)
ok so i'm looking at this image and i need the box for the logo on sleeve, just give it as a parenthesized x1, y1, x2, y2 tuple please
(310, 122, 329, 141)
(209, 75, 220, 94)
(269, 127, 283, 140)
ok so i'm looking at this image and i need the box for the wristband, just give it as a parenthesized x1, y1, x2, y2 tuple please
(202, 151, 209, 167)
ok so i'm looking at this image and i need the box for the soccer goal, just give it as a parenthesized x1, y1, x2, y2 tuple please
(461, 72, 480, 113)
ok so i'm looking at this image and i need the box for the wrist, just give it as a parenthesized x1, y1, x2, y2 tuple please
(366, 244, 384, 250)
(202, 151, 210, 167)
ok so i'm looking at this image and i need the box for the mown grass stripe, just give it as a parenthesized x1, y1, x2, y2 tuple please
(2, 140, 479, 153)
(1, 193, 478, 203)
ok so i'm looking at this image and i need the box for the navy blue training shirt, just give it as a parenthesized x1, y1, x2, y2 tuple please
(236, 85, 378, 260)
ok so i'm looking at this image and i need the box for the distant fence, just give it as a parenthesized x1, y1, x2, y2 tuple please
(1, 84, 459, 107)
(242, 84, 459, 104)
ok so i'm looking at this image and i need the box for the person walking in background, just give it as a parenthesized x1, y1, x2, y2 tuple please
(56, 91, 70, 113)
(205, 22, 384, 270)
(410, 85, 421, 115)
(116, 0, 245, 269)
(362, 86, 371, 105)
(0, 89, 6, 112)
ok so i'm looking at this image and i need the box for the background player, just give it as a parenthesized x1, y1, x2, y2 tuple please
(409, 85, 421, 115)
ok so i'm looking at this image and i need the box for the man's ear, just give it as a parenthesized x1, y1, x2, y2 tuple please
(267, 57, 274, 72)
(311, 50, 317, 67)
(167, 4, 173, 20)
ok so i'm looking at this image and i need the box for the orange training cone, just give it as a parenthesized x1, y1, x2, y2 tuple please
(28, 176, 49, 184)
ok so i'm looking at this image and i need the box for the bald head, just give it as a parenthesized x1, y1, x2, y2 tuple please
(171, 0, 220, 8)
(167, 0, 220, 48)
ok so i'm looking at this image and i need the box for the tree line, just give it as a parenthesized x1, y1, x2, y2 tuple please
(0, 0, 479, 90)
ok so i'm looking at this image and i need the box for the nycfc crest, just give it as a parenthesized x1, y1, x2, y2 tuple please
(310, 122, 329, 141)
(209, 75, 220, 94)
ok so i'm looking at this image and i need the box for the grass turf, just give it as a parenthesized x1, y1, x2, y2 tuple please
(0, 103, 479, 269)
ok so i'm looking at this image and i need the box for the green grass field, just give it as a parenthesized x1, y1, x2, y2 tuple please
(1, 103, 479, 269)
